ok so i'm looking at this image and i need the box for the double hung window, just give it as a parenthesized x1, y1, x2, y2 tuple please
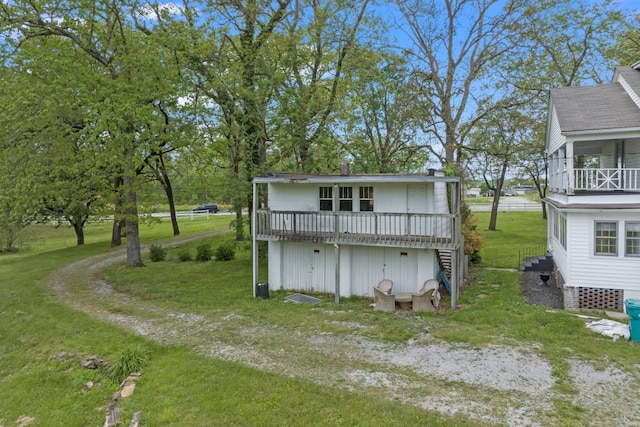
(319, 187, 333, 211)
(359, 186, 374, 211)
(594, 221, 617, 256)
(626, 222, 640, 257)
(339, 186, 353, 211)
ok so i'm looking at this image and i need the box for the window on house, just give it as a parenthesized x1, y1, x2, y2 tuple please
(626, 222, 640, 257)
(552, 211, 566, 250)
(594, 221, 617, 256)
(319, 186, 333, 211)
(359, 186, 374, 211)
(339, 186, 353, 211)
(559, 215, 566, 249)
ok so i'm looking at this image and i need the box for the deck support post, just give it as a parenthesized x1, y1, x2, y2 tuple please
(252, 181, 258, 297)
(334, 243, 340, 304)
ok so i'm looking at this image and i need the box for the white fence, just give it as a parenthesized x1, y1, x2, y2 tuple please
(90, 210, 231, 222)
(468, 203, 541, 212)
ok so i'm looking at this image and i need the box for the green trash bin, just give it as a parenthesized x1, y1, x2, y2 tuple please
(625, 299, 640, 342)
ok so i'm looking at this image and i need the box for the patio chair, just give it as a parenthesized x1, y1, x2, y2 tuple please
(412, 288, 436, 312)
(419, 279, 441, 309)
(373, 287, 396, 312)
(375, 279, 393, 294)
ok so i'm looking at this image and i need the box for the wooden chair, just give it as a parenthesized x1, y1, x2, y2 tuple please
(412, 288, 436, 312)
(373, 287, 396, 312)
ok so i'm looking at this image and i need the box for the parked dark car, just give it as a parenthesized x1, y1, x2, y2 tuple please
(192, 203, 219, 213)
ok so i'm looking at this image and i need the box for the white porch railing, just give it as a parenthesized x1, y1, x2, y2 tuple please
(574, 168, 640, 191)
(255, 210, 459, 249)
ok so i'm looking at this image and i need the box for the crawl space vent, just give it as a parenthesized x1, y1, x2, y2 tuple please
(285, 293, 321, 304)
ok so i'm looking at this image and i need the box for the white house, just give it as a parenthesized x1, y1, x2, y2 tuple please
(545, 62, 640, 311)
(251, 171, 464, 308)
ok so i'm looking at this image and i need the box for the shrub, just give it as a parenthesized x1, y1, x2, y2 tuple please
(215, 242, 236, 261)
(195, 243, 213, 261)
(177, 248, 193, 262)
(105, 345, 148, 384)
(149, 244, 167, 262)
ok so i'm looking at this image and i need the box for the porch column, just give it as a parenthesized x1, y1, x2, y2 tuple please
(566, 141, 574, 195)
(549, 153, 557, 192)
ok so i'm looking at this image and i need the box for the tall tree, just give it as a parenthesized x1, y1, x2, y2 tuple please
(1, 0, 183, 265)
(175, 0, 291, 240)
(340, 48, 431, 173)
(274, 0, 371, 172)
(393, 0, 529, 172)
(0, 37, 112, 246)
(467, 109, 532, 230)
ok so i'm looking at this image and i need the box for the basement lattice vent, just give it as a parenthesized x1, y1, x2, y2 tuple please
(578, 287, 623, 310)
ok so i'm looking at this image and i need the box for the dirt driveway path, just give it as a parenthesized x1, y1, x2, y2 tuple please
(48, 233, 639, 426)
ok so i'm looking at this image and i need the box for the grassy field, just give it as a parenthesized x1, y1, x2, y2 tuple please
(1, 211, 637, 426)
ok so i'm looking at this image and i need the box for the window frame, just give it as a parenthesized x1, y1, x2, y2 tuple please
(339, 186, 353, 212)
(358, 186, 374, 212)
(594, 221, 618, 256)
(319, 186, 333, 211)
(625, 221, 640, 257)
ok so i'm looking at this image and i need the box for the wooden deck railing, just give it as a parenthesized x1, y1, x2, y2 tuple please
(255, 210, 459, 249)
(574, 168, 640, 191)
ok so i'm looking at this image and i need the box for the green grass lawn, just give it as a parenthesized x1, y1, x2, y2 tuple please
(1, 211, 637, 426)
(473, 210, 547, 268)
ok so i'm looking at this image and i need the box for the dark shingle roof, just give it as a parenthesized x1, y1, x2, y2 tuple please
(550, 81, 640, 133)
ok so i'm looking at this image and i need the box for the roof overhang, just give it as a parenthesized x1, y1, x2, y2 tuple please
(545, 197, 640, 211)
(254, 173, 460, 184)
(562, 127, 640, 142)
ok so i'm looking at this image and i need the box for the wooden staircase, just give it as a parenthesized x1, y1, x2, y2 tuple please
(519, 252, 554, 272)
(436, 249, 452, 293)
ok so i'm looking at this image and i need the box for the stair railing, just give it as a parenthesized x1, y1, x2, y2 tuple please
(517, 244, 547, 269)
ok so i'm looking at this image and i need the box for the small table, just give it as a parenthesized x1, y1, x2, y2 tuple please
(395, 292, 416, 310)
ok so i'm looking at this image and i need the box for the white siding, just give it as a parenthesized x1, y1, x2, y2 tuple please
(565, 211, 640, 292)
(279, 242, 335, 294)
(547, 107, 566, 154)
(548, 206, 569, 283)
(350, 246, 386, 297)
(269, 183, 319, 211)
(374, 183, 409, 213)
(268, 241, 282, 288)
(349, 246, 437, 296)
(618, 75, 640, 109)
(600, 144, 616, 168)
(626, 139, 640, 168)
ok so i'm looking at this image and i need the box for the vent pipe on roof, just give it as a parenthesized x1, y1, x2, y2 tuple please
(340, 162, 350, 175)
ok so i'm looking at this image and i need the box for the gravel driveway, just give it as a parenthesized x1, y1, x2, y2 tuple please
(48, 234, 640, 426)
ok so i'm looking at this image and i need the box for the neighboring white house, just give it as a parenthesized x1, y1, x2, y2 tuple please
(251, 171, 464, 308)
(545, 62, 640, 311)
(465, 187, 481, 198)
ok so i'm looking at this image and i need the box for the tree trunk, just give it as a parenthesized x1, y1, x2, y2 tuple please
(73, 221, 85, 246)
(489, 163, 508, 231)
(111, 175, 124, 247)
(158, 156, 180, 236)
(234, 202, 244, 241)
(124, 148, 144, 267)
